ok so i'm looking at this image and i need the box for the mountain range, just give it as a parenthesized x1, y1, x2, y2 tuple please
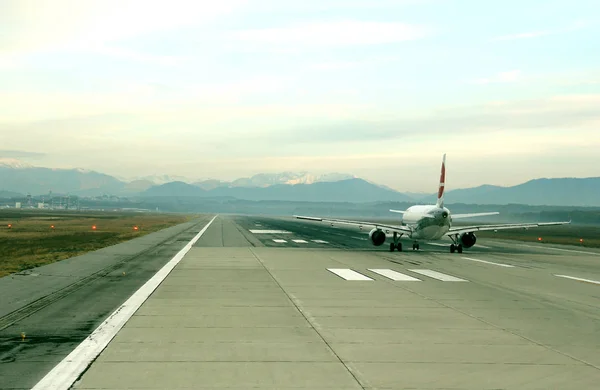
(0, 158, 598, 207)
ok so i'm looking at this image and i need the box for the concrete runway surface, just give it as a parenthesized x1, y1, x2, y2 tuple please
(3, 214, 600, 389)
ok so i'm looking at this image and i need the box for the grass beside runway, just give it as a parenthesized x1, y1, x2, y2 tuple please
(476, 224, 600, 248)
(0, 210, 193, 277)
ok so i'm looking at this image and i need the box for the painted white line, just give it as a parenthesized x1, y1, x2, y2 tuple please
(31, 216, 218, 390)
(312, 239, 329, 244)
(249, 229, 291, 234)
(409, 269, 468, 282)
(517, 244, 599, 256)
(474, 244, 492, 249)
(368, 269, 421, 281)
(272, 239, 287, 243)
(461, 257, 515, 268)
(292, 239, 308, 243)
(352, 236, 368, 241)
(555, 275, 600, 286)
(327, 268, 373, 281)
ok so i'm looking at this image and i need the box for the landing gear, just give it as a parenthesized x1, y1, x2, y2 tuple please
(449, 235, 463, 254)
(389, 242, 403, 251)
(450, 243, 463, 253)
(389, 232, 403, 252)
(412, 242, 420, 251)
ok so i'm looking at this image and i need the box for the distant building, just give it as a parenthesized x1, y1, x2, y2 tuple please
(15, 202, 21, 209)
(38, 203, 45, 209)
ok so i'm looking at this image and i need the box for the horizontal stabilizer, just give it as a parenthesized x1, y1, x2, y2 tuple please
(452, 212, 500, 219)
(295, 215, 323, 221)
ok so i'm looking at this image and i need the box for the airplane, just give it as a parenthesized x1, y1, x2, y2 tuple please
(294, 154, 571, 253)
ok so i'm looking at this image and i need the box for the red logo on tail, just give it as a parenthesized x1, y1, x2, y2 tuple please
(438, 163, 445, 199)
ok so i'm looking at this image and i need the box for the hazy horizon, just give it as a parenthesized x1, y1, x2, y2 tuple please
(2, 0, 599, 192)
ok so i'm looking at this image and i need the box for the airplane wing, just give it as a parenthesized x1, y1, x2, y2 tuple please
(389, 209, 405, 214)
(294, 215, 412, 235)
(447, 221, 571, 236)
(451, 212, 499, 219)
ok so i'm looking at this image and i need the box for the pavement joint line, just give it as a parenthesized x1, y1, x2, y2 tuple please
(554, 274, 600, 286)
(248, 247, 370, 390)
(230, 217, 264, 247)
(461, 257, 515, 268)
(30, 215, 219, 390)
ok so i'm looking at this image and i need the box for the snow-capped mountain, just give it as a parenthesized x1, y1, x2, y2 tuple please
(195, 172, 356, 189)
(0, 158, 33, 169)
(117, 174, 197, 185)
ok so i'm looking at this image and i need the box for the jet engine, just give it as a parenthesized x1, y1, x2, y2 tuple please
(369, 228, 386, 246)
(459, 232, 477, 248)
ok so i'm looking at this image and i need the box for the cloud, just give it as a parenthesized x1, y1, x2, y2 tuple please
(76, 45, 182, 66)
(229, 20, 430, 49)
(492, 21, 590, 41)
(469, 70, 522, 85)
(265, 94, 600, 145)
(0, 150, 46, 158)
(1, 0, 246, 55)
(0, 73, 298, 122)
(493, 31, 552, 41)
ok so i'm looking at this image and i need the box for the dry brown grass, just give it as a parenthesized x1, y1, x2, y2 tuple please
(0, 211, 192, 277)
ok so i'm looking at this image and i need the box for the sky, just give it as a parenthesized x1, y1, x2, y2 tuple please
(1, 0, 599, 192)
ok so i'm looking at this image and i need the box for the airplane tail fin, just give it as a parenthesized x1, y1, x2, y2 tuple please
(436, 153, 446, 208)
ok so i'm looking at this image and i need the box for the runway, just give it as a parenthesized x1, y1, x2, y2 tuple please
(6, 214, 600, 389)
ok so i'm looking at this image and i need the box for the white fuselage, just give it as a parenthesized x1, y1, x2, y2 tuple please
(401, 205, 452, 240)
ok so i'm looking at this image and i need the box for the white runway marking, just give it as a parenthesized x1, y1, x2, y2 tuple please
(249, 229, 291, 234)
(409, 269, 468, 282)
(328, 268, 373, 281)
(474, 244, 492, 249)
(31, 215, 218, 390)
(352, 236, 368, 241)
(292, 239, 308, 243)
(312, 239, 328, 243)
(555, 274, 600, 286)
(272, 239, 287, 243)
(517, 244, 599, 256)
(461, 257, 515, 268)
(368, 269, 421, 281)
